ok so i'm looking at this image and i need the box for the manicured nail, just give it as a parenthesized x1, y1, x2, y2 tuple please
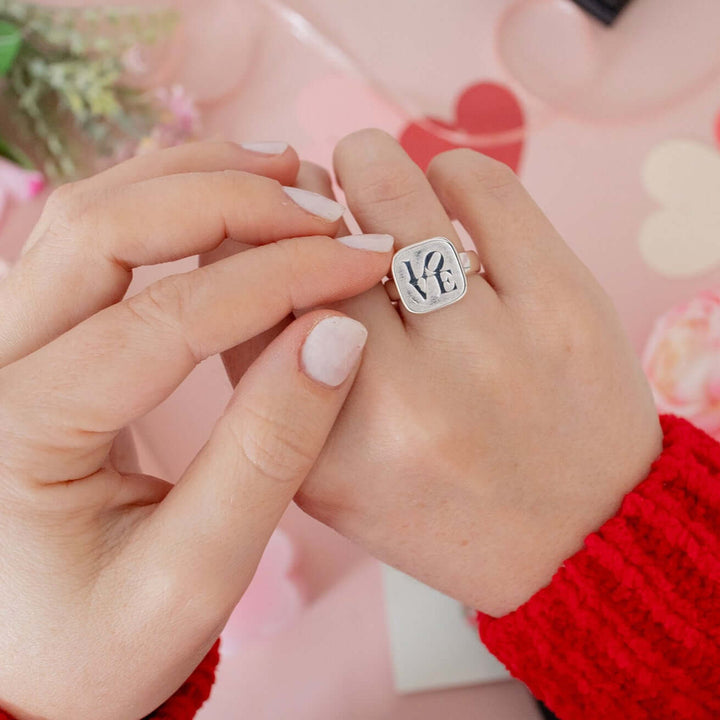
(301, 316, 368, 387)
(241, 141, 289, 155)
(282, 186, 345, 222)
(337, 233, 394, 252)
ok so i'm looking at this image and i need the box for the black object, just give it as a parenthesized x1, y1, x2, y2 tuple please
(569, 0, 633, 25)
(536, 701, 562, 720)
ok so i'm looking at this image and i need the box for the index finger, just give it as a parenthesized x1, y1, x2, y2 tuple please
(82, 140, 301, 191)
(0, 234, 392, 482)
(0, 169, 345, 367)
(22, 140, 301, 257)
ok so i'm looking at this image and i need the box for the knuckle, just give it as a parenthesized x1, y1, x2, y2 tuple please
(525, 262, 609, 352)
(351, 165, 425, 211)
(39, 182, 85, 237)
(265, 239, 302, 306)
(427, 147, 479, 176)
(39, 180, 115, 259)
(531, 294, 601, 363)
(231, 404, 318, 485)
(335, 128, 394, 161)
(433, 150, 519, 200)
(468, 158, 518, 197)
(124, 274, 197, 353)
(44, 181, 82, 214)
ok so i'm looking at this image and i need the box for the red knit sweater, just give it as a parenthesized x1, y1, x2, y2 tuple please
(2, 415, 718, 719)
(479, 415, 720, 719)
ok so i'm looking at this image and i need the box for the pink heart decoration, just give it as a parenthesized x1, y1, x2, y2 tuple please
(399, 81, 525, 173)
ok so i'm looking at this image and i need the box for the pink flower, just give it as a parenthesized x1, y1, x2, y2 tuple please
(134, 85, 201, 156)
(643, 290, 720, 439)
(0, 158, 45, 202)
(0, 158, 45, 229)
(156, 84, 200, 131)
(122, 45, 148, 76)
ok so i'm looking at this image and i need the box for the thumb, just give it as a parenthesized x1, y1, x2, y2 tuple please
(131, 310, 366, 620)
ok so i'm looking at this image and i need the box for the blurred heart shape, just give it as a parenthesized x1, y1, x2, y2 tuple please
(172, 0, 266, 104)
(399, 81, 525, 173)
(639, 139, 720, 278)
(497, 0, 720, 121)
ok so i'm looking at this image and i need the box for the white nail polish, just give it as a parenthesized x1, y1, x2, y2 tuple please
(282, 186, 345, 222)
(241, 141, 289, 155)
(301, 316, 368, 387)
(337, 233, 394, 253)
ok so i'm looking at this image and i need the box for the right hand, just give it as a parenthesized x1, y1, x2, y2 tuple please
(210, 130, 662, 618)
(0, 141, 392, 720)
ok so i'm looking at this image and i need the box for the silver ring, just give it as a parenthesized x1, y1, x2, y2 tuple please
(388, 237, 471, 314)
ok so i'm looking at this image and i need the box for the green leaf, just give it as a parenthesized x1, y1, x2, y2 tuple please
(0, 19, 22, 76)
(0, 133, 33, 169)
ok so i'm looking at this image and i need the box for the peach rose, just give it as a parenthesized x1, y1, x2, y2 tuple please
(643, 290, 720, 439)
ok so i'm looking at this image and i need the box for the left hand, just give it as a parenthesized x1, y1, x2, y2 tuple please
(0, 141, 391, 720)
(211, 130, 662, 617)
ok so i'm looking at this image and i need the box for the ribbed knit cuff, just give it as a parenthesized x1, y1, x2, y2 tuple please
(146, 640, 220, 719)
(478, 415, 720, 720)
(0, 640, 220, 720)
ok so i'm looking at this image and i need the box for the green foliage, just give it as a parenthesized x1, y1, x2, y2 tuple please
(0, 1, 178, 179)
(0, 19, 22, 74)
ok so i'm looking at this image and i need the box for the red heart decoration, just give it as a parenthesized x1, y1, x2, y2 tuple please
(399, 81, 525, 173)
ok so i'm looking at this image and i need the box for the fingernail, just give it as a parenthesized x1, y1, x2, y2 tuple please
(301, 316, 368, 387)
(241, 141, 289, 155)
(282, 186, 345, 222)
(337, 233, 394, 252)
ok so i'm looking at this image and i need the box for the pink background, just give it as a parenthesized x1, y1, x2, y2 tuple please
(3, 1, 720, 717)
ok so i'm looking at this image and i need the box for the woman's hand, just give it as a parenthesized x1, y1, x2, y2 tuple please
(214, 130, 663, 618)
(0, 141, 393, 720)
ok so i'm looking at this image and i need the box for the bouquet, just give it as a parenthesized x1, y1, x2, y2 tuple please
(0, 0, 198, 183)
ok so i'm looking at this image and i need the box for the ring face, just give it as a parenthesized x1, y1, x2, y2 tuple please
(391, 237, 468, 314)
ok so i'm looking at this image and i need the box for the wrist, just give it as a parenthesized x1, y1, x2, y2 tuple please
(484, 413, 664, 617)
(478, 414, 720, 720)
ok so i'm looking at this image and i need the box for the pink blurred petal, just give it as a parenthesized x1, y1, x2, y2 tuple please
(134, 85, 201, 156)
(0, 158, 45, 202)
(643, 289, 720, 439)
(0, 189, 7, 226)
